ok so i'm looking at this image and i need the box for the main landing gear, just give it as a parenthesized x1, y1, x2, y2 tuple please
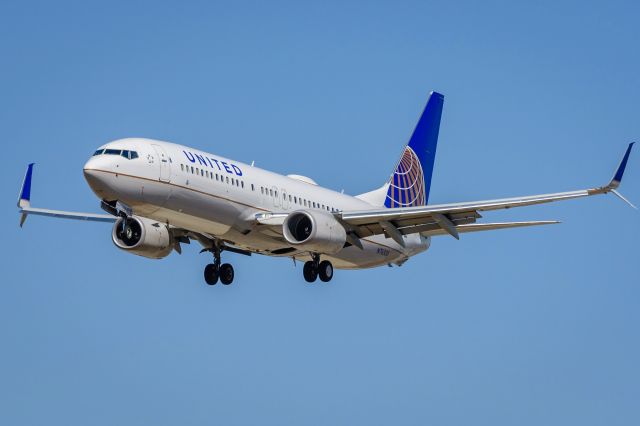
(303, 253, 333, 283)
(204, 246, 234, 285)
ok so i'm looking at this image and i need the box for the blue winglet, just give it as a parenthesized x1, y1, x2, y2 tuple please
(609, 142, 634, 189)
(18, 163, 35, 207)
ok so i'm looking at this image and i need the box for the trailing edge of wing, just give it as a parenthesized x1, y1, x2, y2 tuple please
(419, 221, 560, 237)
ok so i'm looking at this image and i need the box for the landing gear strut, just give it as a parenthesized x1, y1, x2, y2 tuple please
(303, 254, 333, 283)
(204, 245, 235, 286)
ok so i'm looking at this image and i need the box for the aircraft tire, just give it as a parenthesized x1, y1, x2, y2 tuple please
(220, 263, 234, 285)
(204, 263, 219, 285)
(318, 260, 333, 282)
(303, 261, 318, 283)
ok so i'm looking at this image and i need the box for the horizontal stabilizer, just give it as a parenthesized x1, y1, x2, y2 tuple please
(420, 221, 560, 237)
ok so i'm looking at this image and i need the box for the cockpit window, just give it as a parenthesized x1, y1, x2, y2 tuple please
(92, 148, 140, 160)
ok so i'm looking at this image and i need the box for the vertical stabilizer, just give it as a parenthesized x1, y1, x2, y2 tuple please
(384, 91, 444, 208)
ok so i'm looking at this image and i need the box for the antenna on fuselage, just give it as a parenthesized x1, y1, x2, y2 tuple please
(251, 160, 255, 167)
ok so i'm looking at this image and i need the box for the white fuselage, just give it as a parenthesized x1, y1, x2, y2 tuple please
(83, 138, 429, 269)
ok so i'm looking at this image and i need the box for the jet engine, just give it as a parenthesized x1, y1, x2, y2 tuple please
(112, 216, 173, 259)
(282, 210, 346, 254)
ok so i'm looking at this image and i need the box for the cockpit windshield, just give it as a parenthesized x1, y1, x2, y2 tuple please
(92, 148, 139, 159)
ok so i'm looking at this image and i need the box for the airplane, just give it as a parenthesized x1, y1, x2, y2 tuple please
(17, 92, 635, 285)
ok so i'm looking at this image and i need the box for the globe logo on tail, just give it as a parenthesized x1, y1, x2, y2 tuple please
(385, 146, 425, 208)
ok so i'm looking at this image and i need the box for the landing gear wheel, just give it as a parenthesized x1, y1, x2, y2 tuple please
(204, 263, 219, 285)
(219, 263, 234, 285)
(318, 260, 333, 282)
(303, 261, 318, 283)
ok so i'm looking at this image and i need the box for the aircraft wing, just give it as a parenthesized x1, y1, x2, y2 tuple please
(17, 163, 117, 227)
(336, 143, 634, 244)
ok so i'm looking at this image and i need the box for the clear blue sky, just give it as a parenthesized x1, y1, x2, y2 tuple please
(1, 1, 639, 425)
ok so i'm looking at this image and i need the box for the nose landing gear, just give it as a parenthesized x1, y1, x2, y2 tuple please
(303, 254, 333, 283)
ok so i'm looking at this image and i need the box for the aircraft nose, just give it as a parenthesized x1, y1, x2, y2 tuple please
(83, 156, 113, 198)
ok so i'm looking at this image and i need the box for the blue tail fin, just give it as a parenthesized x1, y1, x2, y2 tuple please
(384, 91, 444, 208)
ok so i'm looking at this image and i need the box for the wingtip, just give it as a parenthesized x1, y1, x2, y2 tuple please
(17, 163, 35, 208)
(608, 143, 634, 189)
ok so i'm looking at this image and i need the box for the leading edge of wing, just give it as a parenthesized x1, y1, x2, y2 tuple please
(342, 189, 589, 225)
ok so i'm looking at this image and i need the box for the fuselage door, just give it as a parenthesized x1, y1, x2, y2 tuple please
(281, 188, 289, 210)
(271, 185, 280, 208)
(152, 144, 171, 182)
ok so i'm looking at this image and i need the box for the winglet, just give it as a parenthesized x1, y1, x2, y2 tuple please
(608, 142, 634, 189)
(18, 163, 34, 208)
(18, 163, 35, 227)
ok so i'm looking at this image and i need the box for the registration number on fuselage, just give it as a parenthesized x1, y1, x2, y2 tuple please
(376, 248, 390, 257)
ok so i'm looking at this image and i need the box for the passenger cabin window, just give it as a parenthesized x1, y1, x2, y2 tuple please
(181, 164, 184, 171)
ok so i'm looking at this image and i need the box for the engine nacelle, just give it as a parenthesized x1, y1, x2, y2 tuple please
(112, 216, 173, 259)
(282, 210, 347, 254)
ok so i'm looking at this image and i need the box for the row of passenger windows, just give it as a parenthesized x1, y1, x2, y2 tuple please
(93, 149, 139, 160)
(181, 164, 247, 189)
(180, 163, 339, 212)
(259, 186, 338, 212)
